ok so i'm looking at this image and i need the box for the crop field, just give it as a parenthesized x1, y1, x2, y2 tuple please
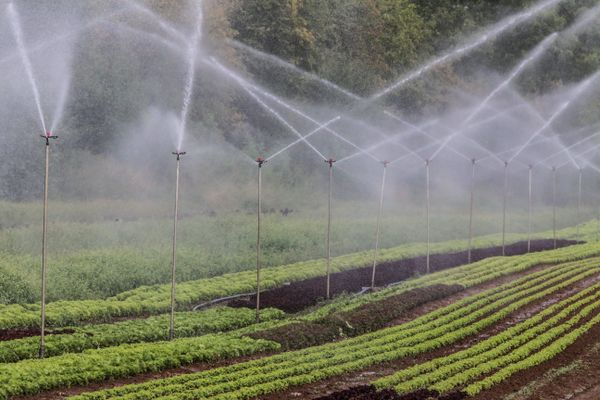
(0, 220, 598, 400)
(3, 0, 600, 399)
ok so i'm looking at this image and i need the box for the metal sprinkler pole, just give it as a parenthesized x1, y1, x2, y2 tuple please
(169, 151, 185, 340)
(552, 166, 557, 249)
(527, 165, 533, 253)
(577, 168, 582, 238)
(325, 158, 335, 299)
(425, 159, 431, 274)
(39, 132, 57, 359)
(502, 161, 509, 256)
(371, 161, 389, 289)
(255, 157, 265, 323)
(467, 159, 476, 263)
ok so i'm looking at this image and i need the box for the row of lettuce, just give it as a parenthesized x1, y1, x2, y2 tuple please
(1, 239, 598, 365)
(0, 252, 597, 399)
(60, 256, 600, 400)
(375, 282, 600, 396)
(0, 307, 284, 363)
(0, 221, 592, 331)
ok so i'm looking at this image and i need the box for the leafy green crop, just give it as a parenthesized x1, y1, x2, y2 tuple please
(60, 257, 600, 400)
(0, 307, 284, 363)
(375, 281, 600, 393)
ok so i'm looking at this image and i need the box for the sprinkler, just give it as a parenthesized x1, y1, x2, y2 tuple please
(169, 150, 186, 340)
(425, 159, 431, 274)
(38, 132, 58, 359)
(467, 159, 477, 263)
(527, 165, 534, 253)
(325, 158, 335, 299)
(371, 160, 389, 289)
(255, 156, 266, 322)
(501, 161, 509, 256)
(552, 166, 557, 249)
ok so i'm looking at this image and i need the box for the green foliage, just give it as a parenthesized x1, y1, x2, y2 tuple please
(0, 218, 595, 330)
(0, 334, 279, 400)
(0, 307, 284, 363)
(64, 256, 600, 400)
(375, 281, 600, 393)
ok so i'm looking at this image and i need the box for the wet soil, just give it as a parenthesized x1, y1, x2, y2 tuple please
(0, 327, 75, 341)
(230, 239, 578, 313)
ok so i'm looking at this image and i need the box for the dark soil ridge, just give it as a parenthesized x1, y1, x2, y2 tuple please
(0, 328, 75, 342)
(230, 239, 579, 313)
(256, 270, 600, 400)
(249, 284, 465, 351)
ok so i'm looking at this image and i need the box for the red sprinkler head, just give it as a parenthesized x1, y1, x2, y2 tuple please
(325, 158, 336, 167)
(382, 160, 390, 167)
(256, 156, 266, 167)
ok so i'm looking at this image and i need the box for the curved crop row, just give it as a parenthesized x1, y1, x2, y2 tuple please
(0, 307, 284, 363)
(63, 258, 600, 400)
(464, 311, 600, 396)
(0, 224, 591, 330)
(375, 281, 600, 392)
(0, 334, 279, 400)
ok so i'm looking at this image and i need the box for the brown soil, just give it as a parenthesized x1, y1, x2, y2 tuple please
(0, 327, 75, 341)
(249, 284, 464, 351)
(230, 239, 578, 313)
(257, 271, 600, 400)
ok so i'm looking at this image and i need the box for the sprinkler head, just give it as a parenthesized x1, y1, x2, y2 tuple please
(172, 151, 186, 160)
(256, 156, 266, 167)
(504, 161, 509, 168)
(382, 160, 390, 167)
(425, 159, 430, 166)
(40, 132, 58, 145)
(552, 166, 557, 172)
(471, 158, 477, 165)
(528, 164, 533, 170)
(325, 158, 336, 167)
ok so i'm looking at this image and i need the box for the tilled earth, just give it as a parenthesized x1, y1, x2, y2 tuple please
(230, 239, 578, 313)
